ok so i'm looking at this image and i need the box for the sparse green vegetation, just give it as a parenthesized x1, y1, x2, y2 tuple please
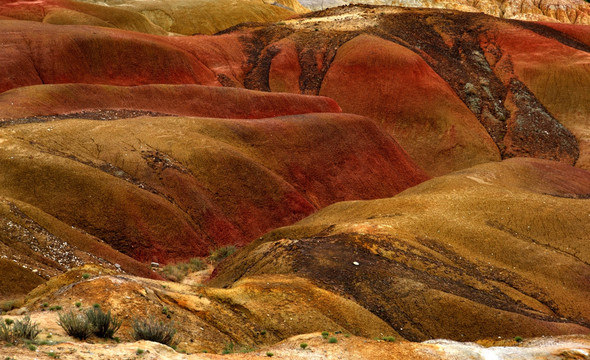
(266, 352, 274, 357)
(46, 350, 59, 358)
(12, 316, 41, 340)
(382, 336, 395, 342)
(1, 316, 41, 343)
(222, 342, 235, 354)
(132, 316, 176, 346)
(161, 257, 206, 282)
(93, 303, 100, 309)
(82, 273, 90, 279)
(49, 306, 62, 311)
(75, 302, 82, 308)
(58, 311, 93, 340)
(0, 300, 20, 313)
(328, 337, 338, 343)
(28, 344, 37, 351)
(42, 303, 48, 308)
(321, 331, 329, 339)
(136, 348, 144, 355)
(86, 307, 122, 338)
(515, 336, 523, 343)
(209, 245, 236, 263)
(260, 329, 267, 335)
(300, 343, 308, 349)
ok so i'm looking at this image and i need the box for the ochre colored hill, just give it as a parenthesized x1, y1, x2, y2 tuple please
(0, 83, 341, 121)
(0, 0, 169, 34)
(298, 0, 590, 24)
(0, 113, 427, 265)
(3, 265, 589, 358)
(72, 0, 308, 35)
(0, 196, 162, 298)
(211, 158, 590, 341)
(14, 265, 397, 354)
(0, 0, 307, 35)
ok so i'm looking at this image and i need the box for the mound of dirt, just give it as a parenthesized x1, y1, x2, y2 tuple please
(0, 83, 341, 122)
(2, 265, 590, 358)
(0, 113, 427, 268)
(211, 158, 590, 341)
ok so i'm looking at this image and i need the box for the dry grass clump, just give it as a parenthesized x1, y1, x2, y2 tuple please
(161, 257, 206, 282)
(131, 316, 176, 346)
(0, 316, 41, 343)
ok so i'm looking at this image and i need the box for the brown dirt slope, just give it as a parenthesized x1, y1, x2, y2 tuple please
(70, 0, 307, 35)
(0, 113, 427, 265)
(0, 195, 161, 297)
(211, 158, 590, 341)
(0, 0, 169, 34)
(0, 83, 341, 122)
(0, 0, 307, 35)
(3, 265, 590, 358)
(12, 265, 398, 354)
(299, 0, 590, 24)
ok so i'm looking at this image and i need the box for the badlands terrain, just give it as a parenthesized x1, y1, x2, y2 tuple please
(1, 0, 590, 358)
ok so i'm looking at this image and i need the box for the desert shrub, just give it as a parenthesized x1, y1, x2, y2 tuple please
(209, 246, 236, 263)
(131, 316, 176, 346)
(321, 331, 329, 339)
(300, 343, 308, 349)
(0, 316, 40, 343)
(189, 258, 205, 271)
(0, 320, 14, 343)
(162, 257, 206, 282)
(86, 307, 122, 338)
(382, 336, 395, 342)
(328, 337, 337, 343)
(58, 311, 92, 340)
(162, 264, 186, 282)
(222, 342, 235, 354)
(12, 316, 41, 340)
(266, 352, 274, 357)
(515, 336, 523, 343)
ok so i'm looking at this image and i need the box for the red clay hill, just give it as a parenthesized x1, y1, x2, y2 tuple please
(1, 5, 590, 307)
(2, 7, 589, 175)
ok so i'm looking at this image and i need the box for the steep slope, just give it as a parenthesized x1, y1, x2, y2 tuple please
(0, 113, 427, 266)
(211, 158, 590, 341)
(229, 7, 589, 173)
(0, 197, 159, 298)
